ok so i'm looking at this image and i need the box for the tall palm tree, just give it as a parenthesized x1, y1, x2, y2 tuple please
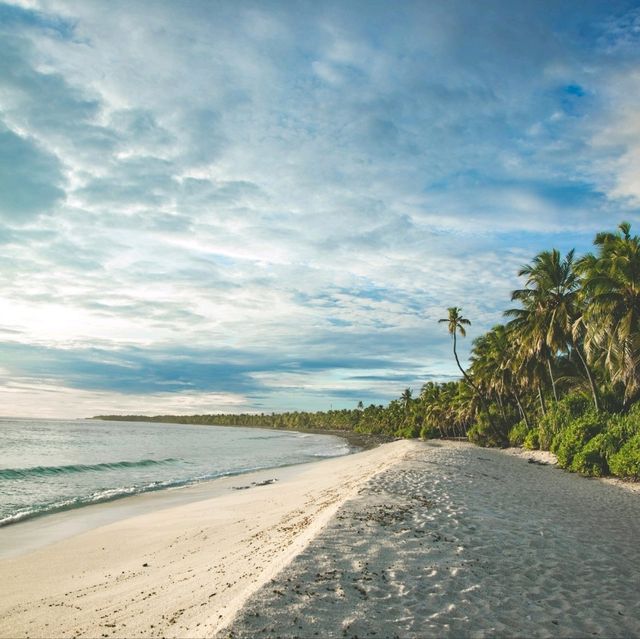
(577, 222, 640, 406)
(439, 307, 474, 387)
(400, 388, 413, 412)
(421, 382, 448, 437)
(439, 307, 503, 442)
(470, 324, 532, 429)
(507, 248, 600, 411)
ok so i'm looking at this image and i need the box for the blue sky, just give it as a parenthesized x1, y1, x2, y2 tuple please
(1, 0, 640, 418)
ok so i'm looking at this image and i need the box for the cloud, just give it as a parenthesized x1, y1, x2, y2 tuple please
(0, 125, 65, 220)
(0, 340, 434, 415)
(0, 377, 246, 419)
(1, 0, 640, 416)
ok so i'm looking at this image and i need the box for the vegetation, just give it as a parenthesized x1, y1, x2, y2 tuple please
(96, 223, 640, 483)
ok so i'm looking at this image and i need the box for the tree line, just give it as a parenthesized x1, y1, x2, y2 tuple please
(96, 222, 640, 481)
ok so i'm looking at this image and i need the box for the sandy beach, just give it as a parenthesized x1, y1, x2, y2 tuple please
(2, 440, 640, 638)
(227, 441, 640, 638)
(0, 439, 413, 638)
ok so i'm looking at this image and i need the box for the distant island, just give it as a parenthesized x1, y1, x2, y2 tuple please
(92, 409, 396, 440)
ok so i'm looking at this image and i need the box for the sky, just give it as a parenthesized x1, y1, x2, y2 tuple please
(1, 0, 640, 418)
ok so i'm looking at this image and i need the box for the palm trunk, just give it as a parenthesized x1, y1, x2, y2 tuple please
(496, 392, 507, 421)
(513, 388, 531, 430)
(547, 358, 558, 402)
(574, 344, 600, 412)
(538, 384, 547, 416)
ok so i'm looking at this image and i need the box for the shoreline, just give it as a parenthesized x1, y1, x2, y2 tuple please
(3, 439, 639, 638)
(0, 424, 373, 555)
(0, 459, 336, 561)
(0, 439, 415, 638)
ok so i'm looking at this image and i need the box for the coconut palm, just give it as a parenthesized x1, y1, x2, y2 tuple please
(439, 307, 474, 388)
(400, 388, 413, 412)
(577, 222, 640, 406)
(470, 324, 532, 429)
(507, 248, 600, 410)
(439, 307, 504, 442)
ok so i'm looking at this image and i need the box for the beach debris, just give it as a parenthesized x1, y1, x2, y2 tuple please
(254, 479, 278, 486)
(232, 479, 278, 490)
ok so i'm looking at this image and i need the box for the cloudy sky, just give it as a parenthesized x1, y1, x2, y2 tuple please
(1, 0, 640, 418)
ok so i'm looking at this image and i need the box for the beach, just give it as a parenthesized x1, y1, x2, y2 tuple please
(0, 439, 413, 638)
(2, 440, 640, 638)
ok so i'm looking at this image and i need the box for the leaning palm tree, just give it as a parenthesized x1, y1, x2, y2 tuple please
(439, 307, 504, 442)
(439, 307, 474, 387)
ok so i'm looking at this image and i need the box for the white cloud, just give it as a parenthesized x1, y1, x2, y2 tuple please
(0, 0, 639, 415)
(0, 377, 245, 418)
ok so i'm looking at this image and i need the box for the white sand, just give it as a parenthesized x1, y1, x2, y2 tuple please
(502, 446, 640, 495)
(500, 446, 558, 466)
(0, 440, 414, 638)
(227, 440, 640, 638)
(3, 439, 640, 639)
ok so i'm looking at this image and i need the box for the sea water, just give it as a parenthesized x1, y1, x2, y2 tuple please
(0, 418, 352, 527)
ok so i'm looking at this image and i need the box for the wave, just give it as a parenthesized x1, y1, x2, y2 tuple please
(0, 458, 180, 481)
(0, 463, 283, 528)
(307, 444, 352, 457)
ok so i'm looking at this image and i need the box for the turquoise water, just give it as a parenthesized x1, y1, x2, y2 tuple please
(0, 418, 352, 526)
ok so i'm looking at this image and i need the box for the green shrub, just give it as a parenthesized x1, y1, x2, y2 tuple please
(561, 392, 593, 417)
(419, 423, 441, 440)
(508, 420, 530, 447)
(571, 433, 609, 476)
(599, 386, 625, 413)
(538, 410, 564, 451)
(523, 428, 539, 450)
(627, 400, 640, 418)
(467, 421, 489, 446)
(396, 422, 421, 439)
(597, 408, 640, 462)
(608, 434, 640, 480)
(538, 392, 591, 450)
(551, 411, 607, 469)
(467, 409, 508, 447)
(604, 419, 634, 452)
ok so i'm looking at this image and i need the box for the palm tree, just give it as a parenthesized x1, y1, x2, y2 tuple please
(439, 307, 474, 386)
(577, 222, 640, 406)
(420, 382, 446, 438)
(470, 324, 532, 429)
(439, 307, 504, 442)
(400, 388, 413, 413)
(507, 248, 600, 411)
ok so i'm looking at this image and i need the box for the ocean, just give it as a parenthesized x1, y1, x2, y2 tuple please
(0, 418, 353, 527)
